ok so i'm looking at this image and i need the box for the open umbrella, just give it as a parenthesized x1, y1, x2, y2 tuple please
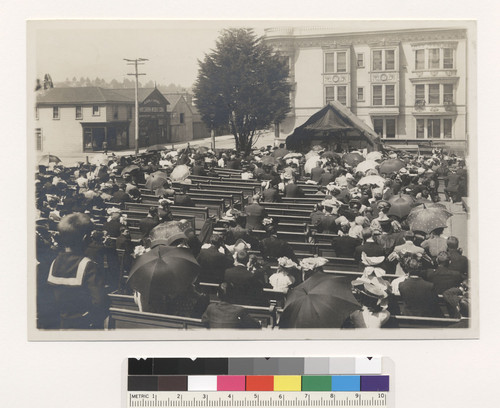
(387, 194, 415, 219)
(127, 245, 200, 304)
(304, 156, 322, 175)
(379, 159, 405, 175)
(196, 146, 210, 154)
(38, 154, 62, 166)
(321, 151, 341, 160)
(146, 144, 168, 152)
(273, 147, 289, 158)
(145, 173, 170, 191)
(89, 153, 110, 166)
(343, 152, 365, 167)
(261, 155, 277, 166)
(121, 164, 140, 176)
(357, 175, 386, 188)
(366, 151, 384, 161)
(279, 273, 360, 328)
(407, 204, 452, 234)
(170, 164, 191, 182)
(355, 160, 378, 174)
(283, 152, 302, 159)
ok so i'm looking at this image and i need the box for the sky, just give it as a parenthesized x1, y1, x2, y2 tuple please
(30, 20, 468, 89)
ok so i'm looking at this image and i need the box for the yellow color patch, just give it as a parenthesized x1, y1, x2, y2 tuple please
(273, 376, 302, 391)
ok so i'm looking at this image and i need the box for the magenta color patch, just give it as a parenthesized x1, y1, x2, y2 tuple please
(217, 375, 246, 391)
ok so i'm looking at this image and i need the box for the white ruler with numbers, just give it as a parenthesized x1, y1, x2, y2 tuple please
(127, 391, 390, 407)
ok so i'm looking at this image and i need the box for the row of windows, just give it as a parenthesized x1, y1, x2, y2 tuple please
(325, 84, 454, 106)
(42, 105, 134, 120)
(373, 117, 454, 139)
(324, 47, 454, 73)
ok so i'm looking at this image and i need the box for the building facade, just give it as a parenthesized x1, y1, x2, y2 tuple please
(264, 26, 469, 152)
(35, 87, 170, 154)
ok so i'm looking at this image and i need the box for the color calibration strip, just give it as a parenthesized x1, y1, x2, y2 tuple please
(128, 358, 389, 392)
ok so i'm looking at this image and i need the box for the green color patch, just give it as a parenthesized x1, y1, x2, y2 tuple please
(301, 376, 332, 391)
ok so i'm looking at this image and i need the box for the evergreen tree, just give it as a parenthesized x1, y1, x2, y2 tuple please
(193, 28, 291, 154)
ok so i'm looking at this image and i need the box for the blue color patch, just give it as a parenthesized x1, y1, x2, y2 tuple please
(331, 375, 360, 391)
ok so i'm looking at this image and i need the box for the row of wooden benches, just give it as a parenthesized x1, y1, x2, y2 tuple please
(106, 291, 467, 330)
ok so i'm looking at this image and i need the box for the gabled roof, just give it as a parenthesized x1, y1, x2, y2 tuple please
(36, 86, 169, 105)
(162, 93, 192, 114)
(36, 87, 135, 105)
(286, 102, 382, 151)
(112, 88, 169, 104)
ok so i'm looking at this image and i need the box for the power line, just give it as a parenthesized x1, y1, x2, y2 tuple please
(124, 58, 148, 155)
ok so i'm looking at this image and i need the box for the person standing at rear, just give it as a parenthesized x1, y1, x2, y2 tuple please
(47, 213, 108, 329)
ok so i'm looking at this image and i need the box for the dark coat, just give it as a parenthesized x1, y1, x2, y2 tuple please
(202, 302, 261, 329)
(318, 172, 335, 186)
(398, 277, 443, 317)
(244, 203, 267, 230)
(310, 167, 325, 183)
(174, 193, 195, 207)
(332, 236, 361, 258)
(196, 246, 235, 283)
(424, 266, 463, 294)
(103, 219, 122, 238)
(224, 265, 265, 305)
(262, 187, 281, 202)
(448, 249, 469, 279)
(192, 165, 207, 176)
(139, 216, 159, 238)
(284, 183, 305, 198)
(260, 236, 297, 262)
(111, 190, 131, 204)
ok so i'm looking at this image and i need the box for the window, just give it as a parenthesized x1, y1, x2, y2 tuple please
(373, 50, 382, 71)
(415, 49, 425, 70)
(337, 86, 347, 105)
(356, 53, 364, 68)
(372, 49, 396, 71)
(35, 107, 39, 120)
(75, 106, 82, 120)
(325, 86, 348, 105)
(428, 84, 440, 104)
(386, 119, 396, 138)
(415, 84, 425, 104)
(416, 119, 425, 139)
(127, 106, 133, 120)
(428, 48, 440, 69)
(444, 119, 453, 138)
(428, 118, 441, 139)
(36, 128, 42, 151)
(385, 50, 395, 70)
(443, 84, 454, 104)
(113, 106, 118, 119)
(52, 106, 59, 120)
(373, 118, 383, 136)
(372, 118, 396, 138)
(372, 85, 395, 106)
(416, 118, 453, 139)
(443, 48, 454, 69)
(325, 51, 348, 73)
(325, 53, 335, 72)
(92, 105, 100, 116)
(373, 85, 383, 106)
(385, 85, 395, 105)
(357, 87, 365, 101)
(326, 87, 335, 103)
(336, 52, 347, 72)
(179, 113, 185, 124)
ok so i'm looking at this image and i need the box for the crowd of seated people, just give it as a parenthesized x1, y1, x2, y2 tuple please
(35, 143, 470, 330)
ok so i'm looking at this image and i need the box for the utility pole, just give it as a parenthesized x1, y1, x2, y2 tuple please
(124, 58, 148, 155)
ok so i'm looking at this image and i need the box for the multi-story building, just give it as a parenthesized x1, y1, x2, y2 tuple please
(35, 87, 170, 154)
(264, 26, 469, 153)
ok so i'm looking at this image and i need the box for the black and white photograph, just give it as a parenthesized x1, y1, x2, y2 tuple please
(28, 19, 477, 340)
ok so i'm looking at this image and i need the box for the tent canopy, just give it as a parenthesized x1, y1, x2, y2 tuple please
(286, 101, 382, 152)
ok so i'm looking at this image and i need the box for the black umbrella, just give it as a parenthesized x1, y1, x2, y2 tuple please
(121, 164, 140, 176)
(127, 245, 200, 304)
(279, 273, 360, 328)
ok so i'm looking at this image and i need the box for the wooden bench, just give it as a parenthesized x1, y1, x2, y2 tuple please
(393, 315, 467, 328)
(107, 307, 207, 329)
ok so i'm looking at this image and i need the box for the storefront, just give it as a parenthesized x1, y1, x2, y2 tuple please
(81, 121, 130, 151)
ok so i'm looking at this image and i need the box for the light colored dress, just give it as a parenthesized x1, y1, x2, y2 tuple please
(269, 271, 295, 293)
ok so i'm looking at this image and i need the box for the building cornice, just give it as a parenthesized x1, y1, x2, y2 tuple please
(265, 27, 467, 50)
